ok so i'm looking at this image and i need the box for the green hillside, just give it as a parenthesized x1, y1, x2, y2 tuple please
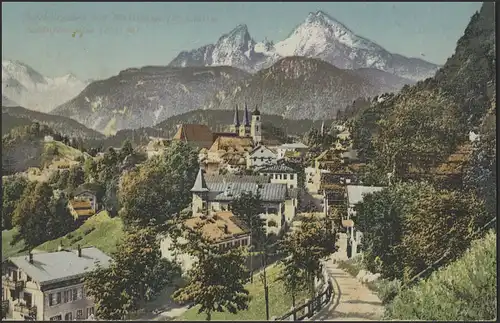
(2, 228, 27, 260)
(36, 211, 124, 256)
(385, 230, 497, 320)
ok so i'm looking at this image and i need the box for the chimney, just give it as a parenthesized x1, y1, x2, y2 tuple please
(77, 244, 82, 257)
(29, 251, 33, 264)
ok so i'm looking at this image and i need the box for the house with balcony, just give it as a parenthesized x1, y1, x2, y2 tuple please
(160, 211, 252, 273)
(191, 168, 297, 236)
(2, 246, 111, 321)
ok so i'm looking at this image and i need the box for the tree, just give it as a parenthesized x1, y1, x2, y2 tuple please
(67, 165, 85, 190)
(2, 175, 29, 230)
(120, 139, 134, 160)
(56, 170, 70, 190)
(230, 191, 265, 250)
(276, 256, 307, 309)
(83, 158, 98, 183)
(11, 181, 75, 249)
(355, 185, 411, 280)
(12, 182, 53, 249)
(172, 225, 250, 321)
(279, 215, 337, 299)
(85, 227, 179, 319)
(119, 141, 199, 230)
(103, 175, 120, 216)
(400, 184, 487, 281)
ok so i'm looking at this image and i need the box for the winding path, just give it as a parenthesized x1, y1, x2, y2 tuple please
(313, 235, 384, 321)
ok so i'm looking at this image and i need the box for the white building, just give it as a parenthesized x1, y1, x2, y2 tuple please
(276, 142, 309, 160)
(190, 169, 297, 236)
(345, 185, 385, 257)
(246, 145, 278, 169)
(2, 247, 111, 321)
(258, 165, 298, 189)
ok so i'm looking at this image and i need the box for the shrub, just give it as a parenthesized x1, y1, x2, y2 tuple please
(384, 231, 497, 321)
(267, 219, 277, 227)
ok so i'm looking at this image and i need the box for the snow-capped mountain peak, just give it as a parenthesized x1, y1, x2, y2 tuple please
(2, 59, 88, 112)
(168, 9, 440, 81)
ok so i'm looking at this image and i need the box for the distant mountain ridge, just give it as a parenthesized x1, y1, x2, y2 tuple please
(204, 56, 399, 120)
(2, 105, 104, 138)
(51, 65, 250, 134)
(2, 60, 88, 113)
(169, 10, 440, 81)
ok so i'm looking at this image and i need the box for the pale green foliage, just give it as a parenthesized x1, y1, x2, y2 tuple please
(385, 231, 497, 320)
(172, 225, 250, 321)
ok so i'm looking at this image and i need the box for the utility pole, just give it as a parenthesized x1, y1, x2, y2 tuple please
(260, 247, 270, 321)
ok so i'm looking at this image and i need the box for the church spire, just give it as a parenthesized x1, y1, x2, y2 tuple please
(191, 168, 208, 192)
(233, 104, 240, 127)
(242, 102, 250, 126)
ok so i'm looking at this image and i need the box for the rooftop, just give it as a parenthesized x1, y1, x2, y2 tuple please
(258, 164, 296, 173)
(207, 181, 287, 202)
(7, 247, 111, 286)
(173, 124, 214, 149)
(185, 211, 250, 243)
(346, 185, 385, 205)
(209, 136, 254, 153)
(280, 142, 309, 149)
(205, 174, 270, 184)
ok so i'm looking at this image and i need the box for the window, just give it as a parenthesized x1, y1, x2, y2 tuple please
(76, 309, 83, 319)
(72, 289, 77, 301)
(87, 307, 94, 318)
(283, 174, 288, 179)
(64, 313, 72, 321)
(26, 275, 32, 282)
(49, 294, 53, 306)
(50, 315, 62, 321)
(63, 290, 69, 303)
(290, 174, 294, 180)
(56, 292, 61, 304)
(18, 271, 21, 280)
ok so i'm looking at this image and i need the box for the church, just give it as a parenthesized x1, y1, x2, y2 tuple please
(173, 104, 270, 175)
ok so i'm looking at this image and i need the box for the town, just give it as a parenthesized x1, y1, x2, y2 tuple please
(2, 2, 496, 322)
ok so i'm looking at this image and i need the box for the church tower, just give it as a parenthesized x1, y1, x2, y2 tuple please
(191, 168, 209, 215)
(239, 103, 251, 137)
(230, 105, 240, 134)
(251, 105, 262, 145)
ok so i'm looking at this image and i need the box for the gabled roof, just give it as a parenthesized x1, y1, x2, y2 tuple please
(7, 247, 111, 286)
(209, 136, 254, 153)
(173, 124, 214, 149)
(184, 211, 250, 243)
(346, 185, 385, 205)
(258, 164, 296, 173)
(249, 145, 277, 156)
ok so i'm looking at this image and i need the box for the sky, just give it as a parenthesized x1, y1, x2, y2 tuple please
(2, 2, 482, 81)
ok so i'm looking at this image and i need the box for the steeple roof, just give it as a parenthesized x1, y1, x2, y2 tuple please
(233, 105, 240, 127)
(191, 168, 209, 192)
(253, 104, 261, 116)
(242, 103, 250, 126)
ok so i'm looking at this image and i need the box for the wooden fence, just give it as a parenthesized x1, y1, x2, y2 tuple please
(274, 279, 334, 321)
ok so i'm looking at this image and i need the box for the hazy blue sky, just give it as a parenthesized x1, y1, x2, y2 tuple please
(2, 2, 482, 80)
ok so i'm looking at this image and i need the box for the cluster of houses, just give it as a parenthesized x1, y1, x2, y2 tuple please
(2, 105, 388, 320)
